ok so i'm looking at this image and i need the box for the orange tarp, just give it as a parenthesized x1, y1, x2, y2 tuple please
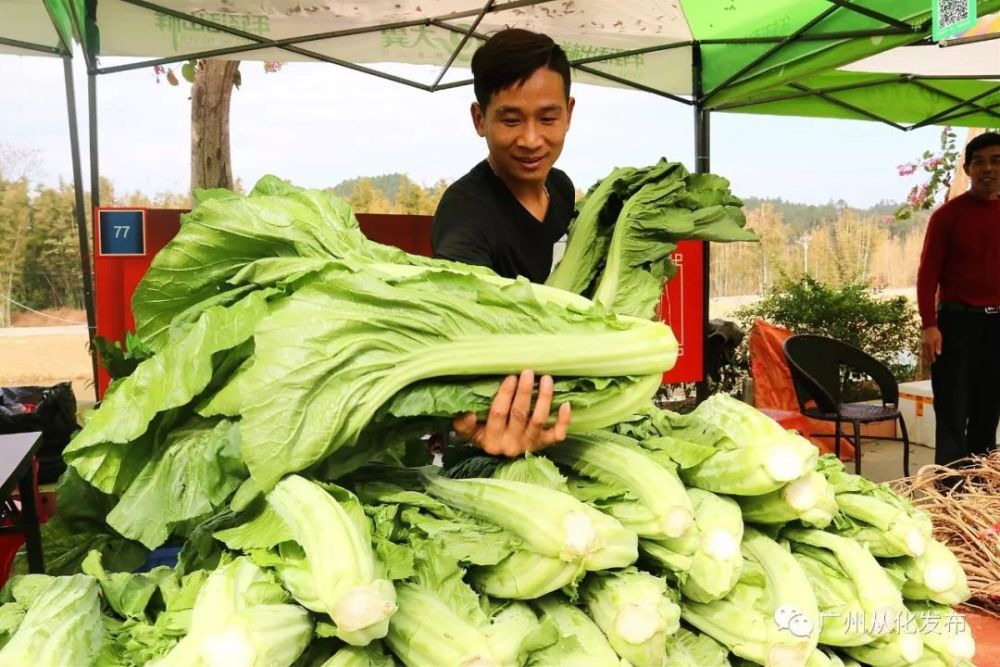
(748, 319, 857, 461)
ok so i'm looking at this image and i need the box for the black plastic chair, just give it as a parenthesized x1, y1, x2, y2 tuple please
(782, 334, 910, 477)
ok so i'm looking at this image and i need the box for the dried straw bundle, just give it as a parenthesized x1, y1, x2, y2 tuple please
(894, 453, 1000, 612)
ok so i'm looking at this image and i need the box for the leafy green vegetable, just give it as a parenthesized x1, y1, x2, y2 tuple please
(385, 538, 554, 666)
(64, 291, 269, 495)
(200, 268, 675, 490)
(882, 540, 970, 606)
(642, 488, 744, 603)
(549, 159, 755, 319)
(682, 528, 820, 667)
(216, 476, 397, 645)
(147, 557, 312, 667)
(527, 595, 623, 666)
(663, 626, 732, 667)
(738, 471, 838, 528)
(0, 574, 103, 666)
(783, 527, 906, 640)
(655, 394, 819, 495)
(548, 431, 693, 540)
(422, 469, 637, 573)
(582, 569, 680, 667)
(107, 417, 247, 549)
(817, 456, 932, 559)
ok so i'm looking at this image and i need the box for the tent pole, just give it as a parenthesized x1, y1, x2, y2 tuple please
(88, 72, 100, 211)
(694, 104, 712, 403)
(63, 56, 99, 401)
(693, 43, 712, 404)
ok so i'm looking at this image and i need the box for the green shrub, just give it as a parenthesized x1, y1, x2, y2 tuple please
(733, 275, 921, 401)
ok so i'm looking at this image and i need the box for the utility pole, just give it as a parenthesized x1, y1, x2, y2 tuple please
(798, 234, 811, 274)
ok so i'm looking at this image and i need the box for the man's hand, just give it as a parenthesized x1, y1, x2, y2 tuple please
(922, 326, 943, 365)
(453, 370, 572, 457)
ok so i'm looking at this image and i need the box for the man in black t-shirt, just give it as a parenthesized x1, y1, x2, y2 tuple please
(432, 28, 575, 457)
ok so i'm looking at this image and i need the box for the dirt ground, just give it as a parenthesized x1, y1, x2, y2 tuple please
(2, 309, 96, 404)
(10, 308, 87, 328)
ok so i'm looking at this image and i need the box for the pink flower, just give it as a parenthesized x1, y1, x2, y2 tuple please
(922, 157, 943, 170)
(881, 215, 895, 224)
(153, 64, 165, 84)
(897, 163, 918, 176)
(264, 61, 284, 73)
(908, 183, 933, 209)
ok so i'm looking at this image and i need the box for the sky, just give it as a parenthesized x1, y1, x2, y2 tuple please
(0, 52, 947, 208)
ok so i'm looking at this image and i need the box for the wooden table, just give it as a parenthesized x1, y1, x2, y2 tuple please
(0, 432, 44, 573)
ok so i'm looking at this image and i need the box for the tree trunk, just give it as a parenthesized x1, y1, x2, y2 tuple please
(191, 60, 240, 192)
(947, 127, 985, 201)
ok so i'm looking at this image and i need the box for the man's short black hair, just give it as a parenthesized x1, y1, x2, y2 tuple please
(471, 28, 571, 109)
(965, 131, 1000, 165)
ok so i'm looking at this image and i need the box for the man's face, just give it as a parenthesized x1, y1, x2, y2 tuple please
(964, 144, 1000, 200)
(471, 67, 574, 188)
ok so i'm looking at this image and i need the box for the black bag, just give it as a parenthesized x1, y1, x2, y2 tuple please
(0, 382, 78, 484)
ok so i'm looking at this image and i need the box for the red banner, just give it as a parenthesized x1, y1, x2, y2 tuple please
(660, 240, 705, 384)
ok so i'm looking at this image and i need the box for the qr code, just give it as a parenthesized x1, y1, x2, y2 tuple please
(939, 0, 970, 27)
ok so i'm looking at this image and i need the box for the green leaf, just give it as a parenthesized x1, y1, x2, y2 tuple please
(180, 62, 195, 84)
(81, 551, 158, 620)
(63, 292, 268, 494)
(105, 417, 247, 549)
(0, 575, 103, 665)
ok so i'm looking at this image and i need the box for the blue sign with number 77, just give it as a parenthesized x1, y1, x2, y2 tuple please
(98, 210, 146, 256)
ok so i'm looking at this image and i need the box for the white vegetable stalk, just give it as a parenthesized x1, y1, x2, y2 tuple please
(563, 510, 601, 557)
(547, 433, 694, 541)
(665, 507, 695, 538)
(949, 633, 976, 660)
(703, 529, 739, 561)
(266, 476, 397, 645)
(904, 528, 927, 559)
(906, 602, 976, 664)
(899, 634, 924, 663)
(784, 475, 820, 511)
(896, 540, 970, 605)
(424, 474, 637, 571)
(201, 627, 255, 667)
(922, 563, 957, 594)
(333, 587, 399, 633)
(616, 601, 664, 644)
(583, 570, 680, 667)
(767, 445, 809, 483)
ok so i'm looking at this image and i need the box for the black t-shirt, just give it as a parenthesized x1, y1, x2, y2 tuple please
(432, 160, 574, 283)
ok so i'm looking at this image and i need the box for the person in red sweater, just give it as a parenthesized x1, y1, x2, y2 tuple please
(917, 131, 1000, 466)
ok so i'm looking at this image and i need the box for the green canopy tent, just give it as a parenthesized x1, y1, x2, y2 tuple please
(5, 0, 1000, 396)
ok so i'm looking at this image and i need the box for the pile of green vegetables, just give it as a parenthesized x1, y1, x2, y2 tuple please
(0, 168, 974, 666)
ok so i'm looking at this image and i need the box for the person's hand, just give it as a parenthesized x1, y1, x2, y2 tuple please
(453, 370, 572, 457)
(922, 326, 943, 365)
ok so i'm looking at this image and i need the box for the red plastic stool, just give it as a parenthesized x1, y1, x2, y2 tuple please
(758, 407, 813, 437)
(0, 458, 49, 586)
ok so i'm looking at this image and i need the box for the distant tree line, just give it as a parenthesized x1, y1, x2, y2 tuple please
(0, 148, 935, 324)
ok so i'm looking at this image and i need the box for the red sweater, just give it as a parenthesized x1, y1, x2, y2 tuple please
(917, 191, 1000, 328)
